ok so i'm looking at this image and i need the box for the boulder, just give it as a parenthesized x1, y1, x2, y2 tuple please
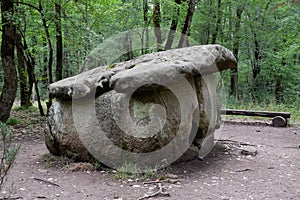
(45, 44, 237, 169)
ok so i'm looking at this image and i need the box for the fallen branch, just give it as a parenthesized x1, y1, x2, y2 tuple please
(138, 183, 170, 200)
(33, 178, 60, 187)
(283, 146, 300, 149)
(143, 179, 181, 185)
(217, 139, 257, 147)
(235, 168, 255, 173)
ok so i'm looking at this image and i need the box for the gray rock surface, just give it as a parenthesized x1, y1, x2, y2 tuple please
(49, 45, 236, 99)
(45, 44, 237, 168)
(240, 146, 258, 156)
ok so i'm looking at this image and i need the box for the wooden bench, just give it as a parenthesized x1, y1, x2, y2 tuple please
(220, 109, 291, 127)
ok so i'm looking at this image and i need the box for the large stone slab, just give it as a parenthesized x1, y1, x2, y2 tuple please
(45, 44, 237, 169)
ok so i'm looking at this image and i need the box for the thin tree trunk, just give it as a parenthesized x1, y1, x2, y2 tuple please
(165, 0, 181, 50)
(275, 77, 283, 103)
(21, 33, 35, 103)
(34, 80, 45, 116)
(178, 0, 196, 48)
(22, 38, 45, 116)
(153, 0, 163, 51)
(252, 0, 271, 79)
(204, 0, 213, 44)
(39, 1, 53, 85)
(42, 39, 48, 86)
(39, 0, 53, 111)
(16, 32, 32, 107)
(230, 4, 243, 97)
(142, 0, 150, 54)
(55, 2, 63, 81)
(0, 0, 18, 122)
(211, 0, 222, 44)
(28, 57, 45, 117)
(124, 32, 133, 61)
(227, 2, 233, 42)
(252, 32, 261, 79)
(63, 46, 70, 77)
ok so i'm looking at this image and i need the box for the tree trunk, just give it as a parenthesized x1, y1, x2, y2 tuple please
(230, 4, 243, 98)
(42, 39, 48, 86)
(204, 0, 213, 44)
(21, 33, 35, 103)
(142, 0, 150, 54)
(26, 50, 45, 117)
(153, 0, 163, 51)
(39, 1, 53, 85)
(0, 0, 18, 122)
(274, 58, 286, 103)
(39, 0, 53, 111)
(16, 32, 32, 108)
(22, 35, 45, 116)
(165, 0, 181, 50)
(178, 0, 196, 48)
(55, 2, 63, 81)
(275, 77, 283, 103)
(252, 32, 261, 79)
(252, 0, 271, 79)
(124, 32, 133, 61)
(211, 0, 222, 44)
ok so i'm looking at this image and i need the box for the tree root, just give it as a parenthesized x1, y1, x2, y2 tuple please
(138, 183, 170, 200)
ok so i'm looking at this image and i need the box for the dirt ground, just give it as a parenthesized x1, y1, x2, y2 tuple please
(1, 119, 300, 200)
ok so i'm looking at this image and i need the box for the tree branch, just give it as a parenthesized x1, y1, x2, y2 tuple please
(14, 1, 41, 12)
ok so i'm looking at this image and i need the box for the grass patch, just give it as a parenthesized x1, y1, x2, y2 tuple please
(114, 162, 167, 180)
(10, 104, 44, 127)
(6, 118, 21, 126)
(12, 105, 38, 113)
(38, 154, 75, 169)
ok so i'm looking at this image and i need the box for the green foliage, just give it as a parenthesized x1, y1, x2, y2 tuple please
(9, 104, 43, 127)
(114, 162, 163, 180)
(12, 105, 38, 113)
(0, 0, 299, 120)
(92, 161, 102, 170)
(0, 122, 20, 190)
(6, 118, 21, 126)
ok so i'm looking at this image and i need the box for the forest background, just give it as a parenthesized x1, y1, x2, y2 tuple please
(0, 0, 299, 124)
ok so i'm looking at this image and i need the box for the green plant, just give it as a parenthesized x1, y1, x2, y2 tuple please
(114, 161, 166, 180)
(6, 118, 21, 126)
(12, 105, 37, 112)
(92, 161, 102, 170)
(0, 122, 20, 191)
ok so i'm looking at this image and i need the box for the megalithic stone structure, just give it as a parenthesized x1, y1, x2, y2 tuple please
(45, 44, 237, 169)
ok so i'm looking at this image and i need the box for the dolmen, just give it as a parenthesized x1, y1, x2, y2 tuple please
(45, 44, 237, 171)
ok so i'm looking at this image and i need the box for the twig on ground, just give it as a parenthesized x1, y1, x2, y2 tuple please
(143, 180, 163, 185)
(235, 168, 255, 173)
(138, 183, 170, 200)
(217, 139, 257, 147)
(283, 145, 300, 149)
(33, 177, 60, 187)
(143, 179, 181, 185)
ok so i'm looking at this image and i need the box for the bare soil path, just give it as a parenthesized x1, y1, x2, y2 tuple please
(1, 121, 300, 200)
